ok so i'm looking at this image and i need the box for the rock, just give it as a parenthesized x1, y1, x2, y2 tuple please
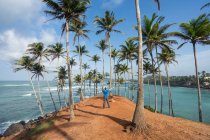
(3, 123, 24, 136)
(45, 113, 53, 118)
(0, 134, 3, 137)
(24, 120, 34, 129)
(38, 116, 44, 120)
(19, 120, 26, 125)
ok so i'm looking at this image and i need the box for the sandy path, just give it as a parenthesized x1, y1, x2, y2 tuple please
(5, 96, 210, 140)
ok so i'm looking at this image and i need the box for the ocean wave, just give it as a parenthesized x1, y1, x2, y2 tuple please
(0, 120, 21, 134)
(0, 84, 30, 87)
(22, 93, 33, 97)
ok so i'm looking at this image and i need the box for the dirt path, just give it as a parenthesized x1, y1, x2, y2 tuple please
(5, 96, 210, 140)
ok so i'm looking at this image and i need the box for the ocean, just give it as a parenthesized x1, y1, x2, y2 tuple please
(0, 81, 210, 134)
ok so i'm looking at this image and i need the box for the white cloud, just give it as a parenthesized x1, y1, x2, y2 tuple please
(162, 50, 210, 76)
(102, 0, 124, 8)
(0, 29, 58, 62)
(0, 0, 43, 26)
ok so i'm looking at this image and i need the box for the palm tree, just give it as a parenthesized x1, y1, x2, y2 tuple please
(43, 0, 90, 120)
(70, 58, 77, 70)
(91, 55, 101, 95)
(82, 63, 90, 95)
(142, 13, 177, 113)
(26, 42, 49, 63)
(70, 21, 90, 45)
(14, 56, 44, 116)
(87, 70, 94, 96)
(96, 40, 109, 87)
(143, 60, 152, 108)
(158, 48, 177, 116)
(73, 45, 88, 101)
(31, 63, 47, 115)
(111, 48, 119, 95)
(94, 10, 124, 90)
(48, 43, 66, 65)
(117, 78, 124, 96)
(120, 40, 137, 100)
(119, 64, 129, 97)
(201, 2, 210, 10)
(173, 14, 210, 122)
(114, 63, 121, 96)
(55, 66, 68, 109)
(26, 42, 57, 112)
(131, 0, 160, 131)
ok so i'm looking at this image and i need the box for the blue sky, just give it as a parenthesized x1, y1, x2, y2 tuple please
(0, 0, 209, 81)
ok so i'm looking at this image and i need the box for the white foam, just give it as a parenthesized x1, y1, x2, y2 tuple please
(0, 84, 30, 87)
(22, 93, 32, 97)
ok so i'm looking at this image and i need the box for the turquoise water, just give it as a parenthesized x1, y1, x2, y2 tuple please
(0, 81, 210, 134)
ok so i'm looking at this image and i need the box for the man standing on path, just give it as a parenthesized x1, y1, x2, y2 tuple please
(102, 87, 111, 108)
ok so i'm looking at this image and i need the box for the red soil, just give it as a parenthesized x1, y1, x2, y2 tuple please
(3, 96, 210, 140)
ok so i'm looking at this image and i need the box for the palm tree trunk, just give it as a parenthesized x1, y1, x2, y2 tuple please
(106, 33, 112, 92)
(114, 58, 117, 95)
(118, 74, 120, 96)
(130, 60, 134, 101)
(148, 79, 151, 108)
(150, 52, 158, 113)
(46, 80, 57, 112)
(27, 72, 44, 116)
(165, 64, 171, 115)
(193, 43, 202, 122)
(79, 54, 84, 101)
(127, 60, 130, 99)
(57, 88, 62, 109)
(84, 70, 86, 97)
(66, 21, 75, 119)
(124, 73, 126, 97)
(37, 77, 44, 112)
(102, 51, 105, 88)
(156, 47, 164, 113)
(132, 0, 147, 130)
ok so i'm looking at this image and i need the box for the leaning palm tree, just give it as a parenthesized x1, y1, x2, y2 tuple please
(73, 45, 88, 101)
(120, 40, 137, 100)
(173, 14, 210, 122)
(111, 48, 119, 95)
(96, 40, 109, 87)
(131, 0, 160, 132)
(31, 63, 47, 115)
(158, 48, 177, 116)
(14, 56, 44, 116)
(94, 11, 124, 90)
(48, 43, 66, 65)
(82, 63, 90, 95)
(43, 0, 90, 120)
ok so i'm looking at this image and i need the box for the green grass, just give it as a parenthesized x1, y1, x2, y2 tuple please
(144, 106, 159, 113)
(24, 120, 54, 138)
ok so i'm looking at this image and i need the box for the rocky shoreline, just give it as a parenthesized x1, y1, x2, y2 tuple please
(0, 111, 56, 138)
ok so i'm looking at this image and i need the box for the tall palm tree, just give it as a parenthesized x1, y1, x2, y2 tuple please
(174, 14, 210, 122)
(131, 0, 160, 131)
(96, 40, 109, 87)
(158, 48, 177, 116)
(73, 45, 88, 101)
(143, 60, 152, 108)
(55, 66, 68, 109)
(82, 63, 90, 95)
(120, 40, 137, 100)
(142, 13, 177, 113)
(31, 63, 47, 115)
(26, 42, 57, 112)
(111, 48, 119, 95)
(14, 56, 44, 116)
(119, 64, 129, 97)
(94, 11, 124, 90)
(114, 63, 121, 96)
(43, 0, 90, 120)
(48, 43, 66, 65)
(91, 55, 101, 95)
